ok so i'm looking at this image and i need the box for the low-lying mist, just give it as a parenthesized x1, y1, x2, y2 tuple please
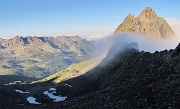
(88, 33, 180, 70)
(92, 33, 180, 58)
(85, 33, 180, 78)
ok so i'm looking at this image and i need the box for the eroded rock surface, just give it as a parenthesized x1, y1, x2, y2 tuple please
(115, 7, 175, 39)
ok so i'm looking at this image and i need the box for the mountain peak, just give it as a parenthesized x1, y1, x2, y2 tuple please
(139, 7, 157, 18)
(127, 13, 135, 17)
(114, 7, 175, 39)
(143, 7, 154, 12)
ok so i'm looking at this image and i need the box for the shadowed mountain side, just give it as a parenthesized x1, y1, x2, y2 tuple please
(55, 42, 139, 98)
(49, 43, 179, 108)
(0, 79, 57, 109)
(0, 75, 38, 84)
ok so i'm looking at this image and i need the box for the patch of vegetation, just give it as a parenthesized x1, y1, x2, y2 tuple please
(40, 56, 103, 83)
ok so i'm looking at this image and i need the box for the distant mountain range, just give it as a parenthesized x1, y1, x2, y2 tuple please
(0, 35, 94, 80)
(0, 35, 93, 55)
(114, 7, 175, 38)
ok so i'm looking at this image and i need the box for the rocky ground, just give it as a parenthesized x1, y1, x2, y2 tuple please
(0, 43, 180, 109)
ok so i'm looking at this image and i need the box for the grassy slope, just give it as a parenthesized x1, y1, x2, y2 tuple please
(40, 56, 104, 83)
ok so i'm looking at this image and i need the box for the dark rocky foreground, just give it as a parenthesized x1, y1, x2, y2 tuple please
(0, 43, 180, 109)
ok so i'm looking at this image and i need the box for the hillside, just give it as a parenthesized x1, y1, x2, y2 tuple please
(39, 55, 103, 84)
(53, 42, 180, 108)
(0, 35, 94, 80)
(114, 7, 175, 38)
(0, 41, 179, 108)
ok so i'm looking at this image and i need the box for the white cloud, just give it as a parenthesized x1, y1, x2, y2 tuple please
(81, 33, 112, 40)
(166, 18, 180, 37)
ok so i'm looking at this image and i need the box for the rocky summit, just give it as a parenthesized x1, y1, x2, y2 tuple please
(114, 7, 175, 39)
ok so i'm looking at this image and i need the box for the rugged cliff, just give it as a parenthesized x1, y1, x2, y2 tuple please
(114, 7, 175, 39)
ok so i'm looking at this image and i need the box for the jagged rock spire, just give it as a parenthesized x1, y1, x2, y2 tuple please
(114, 7, 175, 39)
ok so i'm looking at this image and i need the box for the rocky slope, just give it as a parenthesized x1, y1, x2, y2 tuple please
(55, 42, 180, 108)
(114, 7, 175, 39)
(1, 42, 179, 109)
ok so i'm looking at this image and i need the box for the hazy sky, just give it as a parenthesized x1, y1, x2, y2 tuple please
(0, 0, 180, 39)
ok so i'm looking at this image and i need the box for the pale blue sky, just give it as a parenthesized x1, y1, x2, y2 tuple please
(0, 0, 180, 39)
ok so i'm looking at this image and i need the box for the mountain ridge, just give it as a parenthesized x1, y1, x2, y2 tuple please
(0, 35, 94, 79)
(114, 7, 175, 38)
(0, 35, 93, 55)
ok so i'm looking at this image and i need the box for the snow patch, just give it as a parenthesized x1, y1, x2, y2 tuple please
(64, 84, 73, 87)
(49, 88, 56, 91)
(43, 88, 67, 102)
(15, 89, 30, 94)
(49, 88, 56, 93)
(26, 97, 41, 104)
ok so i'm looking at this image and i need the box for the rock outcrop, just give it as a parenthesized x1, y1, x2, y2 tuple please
(114, 7, 175, 39)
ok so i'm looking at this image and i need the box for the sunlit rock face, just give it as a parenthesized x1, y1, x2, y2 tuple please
(114, 7, 175, 39)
